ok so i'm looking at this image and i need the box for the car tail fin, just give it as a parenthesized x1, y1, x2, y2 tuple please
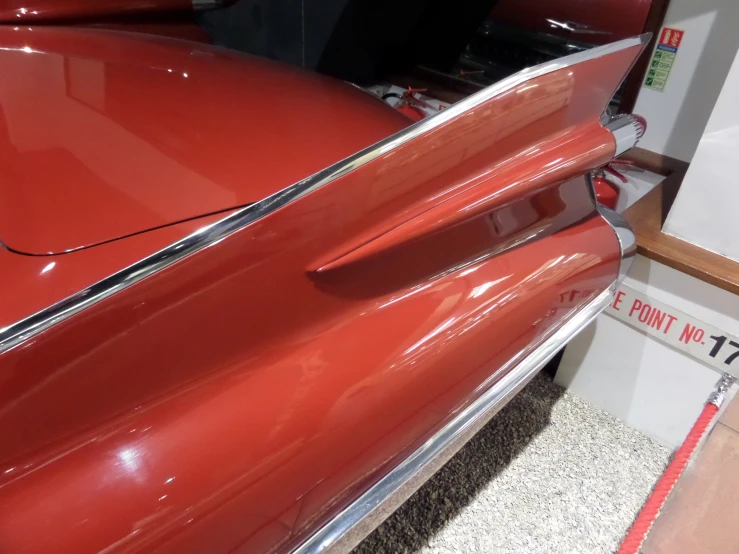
(309, 35, 650, 273)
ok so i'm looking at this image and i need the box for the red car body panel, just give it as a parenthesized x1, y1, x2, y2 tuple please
(0, 27, 410, 254)
(0, 210, 236, 328)
(0, 25, 645, 554)
(0, 0, 195, 22)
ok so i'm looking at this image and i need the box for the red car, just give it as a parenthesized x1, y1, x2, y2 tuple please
(0, 11, 646, 554)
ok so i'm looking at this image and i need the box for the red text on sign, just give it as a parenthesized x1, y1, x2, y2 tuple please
(627, 298, 678, 334)
(679, 324, 705, 345)
(612, 291, 626, 311)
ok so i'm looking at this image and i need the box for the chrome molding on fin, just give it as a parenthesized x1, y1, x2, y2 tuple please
(0, 34, 648, 355)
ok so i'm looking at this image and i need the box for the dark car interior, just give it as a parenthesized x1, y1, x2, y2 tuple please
(195, 0, 667, 114)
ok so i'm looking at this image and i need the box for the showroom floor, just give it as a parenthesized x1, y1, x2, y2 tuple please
(640, 394, 739, 553)
(353, 373, 670, 554)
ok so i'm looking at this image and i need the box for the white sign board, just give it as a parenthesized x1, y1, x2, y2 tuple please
(606, 284, 739, 378)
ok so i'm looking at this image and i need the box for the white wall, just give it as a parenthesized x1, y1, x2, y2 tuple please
(633, 0, 739, 162)
(556, 255, 739, 448)
(662, 49, 739, 262)
(558, 0, 739, 452)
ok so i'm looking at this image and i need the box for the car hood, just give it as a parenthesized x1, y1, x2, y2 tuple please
(0, 27, 409, 255)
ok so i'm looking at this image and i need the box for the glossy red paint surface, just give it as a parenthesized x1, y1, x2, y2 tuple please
(0, 27, 410, 254)
(0, 210, 234, 328)
(0, 0, 192, 22)
(313, 121, 613, 272)
(489, 0, 653, 44)
(0, 30, 643, 554)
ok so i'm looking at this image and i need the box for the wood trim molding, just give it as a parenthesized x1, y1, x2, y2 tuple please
(622, 146, 689, 176)
(622, 146, 689, 223)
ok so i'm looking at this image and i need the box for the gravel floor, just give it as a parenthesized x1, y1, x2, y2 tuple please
(353, 373, 670, 554)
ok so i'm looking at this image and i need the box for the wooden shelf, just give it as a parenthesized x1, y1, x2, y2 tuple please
(622, 148, 739, 296)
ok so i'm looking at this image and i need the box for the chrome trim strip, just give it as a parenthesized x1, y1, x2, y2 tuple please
(598, 205, 637, 281)
(0, 34, 648, 355)
(290, 284, 617, 554)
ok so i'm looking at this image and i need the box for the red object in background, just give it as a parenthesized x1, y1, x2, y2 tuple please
(0, 25, 645, 554)
(593, 175, 619, 209)
(0, 0, 212, 22)
(396, 102, 426, 121)
(0, 0, 218, 42)
(393, 88, 438, 121)
(659, 27, 684, 48)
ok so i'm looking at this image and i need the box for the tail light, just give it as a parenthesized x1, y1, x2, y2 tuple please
(604, 114, 646, 156)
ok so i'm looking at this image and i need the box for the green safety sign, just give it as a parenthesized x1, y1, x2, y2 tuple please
(644, 27, 684, 92)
